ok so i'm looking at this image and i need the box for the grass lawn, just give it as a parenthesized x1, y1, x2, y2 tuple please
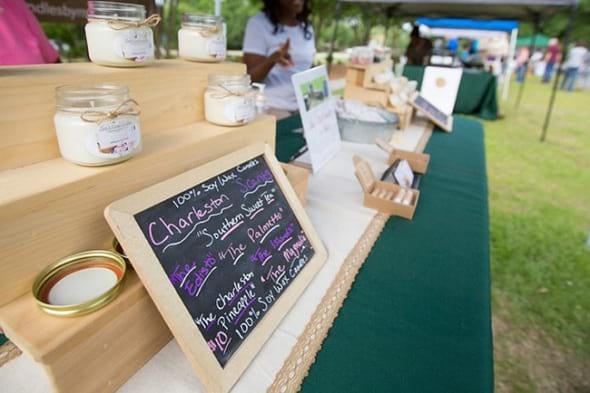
(486, 77, 590, 392)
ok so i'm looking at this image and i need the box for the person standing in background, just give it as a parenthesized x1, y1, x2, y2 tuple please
(579, 50, 590, 90)
(542, 38, 561, 83)
(405, 25, 433, 65)
(0, 0, 59, 65)
(242, 0, 315, 113)
(561, 41, 588, 91)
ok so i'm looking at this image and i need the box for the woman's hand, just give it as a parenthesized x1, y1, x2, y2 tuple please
(244, 39, 294, 82)
(270, 39, 294, 67)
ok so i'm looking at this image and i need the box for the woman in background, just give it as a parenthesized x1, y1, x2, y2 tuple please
(242, 0, 315, 113)
(0, 0, 59, 65)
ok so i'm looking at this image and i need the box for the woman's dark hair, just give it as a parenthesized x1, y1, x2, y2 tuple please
(262, 0, 313, 40)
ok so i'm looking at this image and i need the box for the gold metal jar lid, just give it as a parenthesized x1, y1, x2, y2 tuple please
(32, 250, 126, 317)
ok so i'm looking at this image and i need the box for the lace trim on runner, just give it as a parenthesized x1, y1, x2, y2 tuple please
(267, 213, 389, 393)
(0, 342, 21, 367)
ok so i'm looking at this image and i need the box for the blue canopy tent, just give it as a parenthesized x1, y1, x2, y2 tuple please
(415, 18, 519, 100)
(415, 17, 518, 31)
(327, 0, 579, 141)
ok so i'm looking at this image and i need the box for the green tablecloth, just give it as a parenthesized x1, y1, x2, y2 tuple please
(276, 115, 494, 393)
(403, 65, 498, 120)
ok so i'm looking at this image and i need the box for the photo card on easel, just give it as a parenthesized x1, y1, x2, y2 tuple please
(291, 65, 341, 172)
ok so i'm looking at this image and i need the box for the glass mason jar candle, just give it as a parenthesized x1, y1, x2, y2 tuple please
(54, 84, 142, 166)
(205, 74, 256, 127)
(178, 13, 226, 62)
(85, 1, 160, 67)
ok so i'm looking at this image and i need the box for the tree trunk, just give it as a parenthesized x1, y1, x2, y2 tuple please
(314, 15, 324, 50)
(165, 0, 178, 58)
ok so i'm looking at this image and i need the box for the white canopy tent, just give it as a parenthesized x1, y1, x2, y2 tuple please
(328, 0, 579, 141)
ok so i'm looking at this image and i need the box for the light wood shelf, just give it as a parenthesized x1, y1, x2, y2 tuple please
(0, 60, 246, 170)
(0, 270, 172, 392)
(0, 60, 277, 393)
(0, 115, 276, 306)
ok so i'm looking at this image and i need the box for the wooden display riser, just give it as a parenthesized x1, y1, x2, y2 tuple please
(0, 117, 276, 306)
(0, 60, 245, 170)
(0, 60, 277, 393)
(0, 271, 171, 393)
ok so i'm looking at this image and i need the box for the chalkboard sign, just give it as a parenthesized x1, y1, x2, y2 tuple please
(105, 143, 327, 393)
(410, 94, 454, 132)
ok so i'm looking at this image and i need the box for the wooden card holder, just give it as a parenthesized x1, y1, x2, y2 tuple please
(0, 60, 276, 393)
(375, 137, 430, 173)
(352, 155, 419, 220)
(281, 163, 310, 206)
(388, 104, 414, 130)
(409, 93, 454, 133)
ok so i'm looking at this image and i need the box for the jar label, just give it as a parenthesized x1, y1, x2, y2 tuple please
(113, 29, 154, 62)
(207, 35, 226, 59)
(87, 117, 141, 158)
(224, 100, 255, 124)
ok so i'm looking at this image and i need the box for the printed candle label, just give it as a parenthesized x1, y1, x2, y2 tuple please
(87, 117, 141, 158)
(207, 35, 226, 59)
(224, 100, 255, 124)
(134, 156, 315, 367)
(113, 29, 154, 62)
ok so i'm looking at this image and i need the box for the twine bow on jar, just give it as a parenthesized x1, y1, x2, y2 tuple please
(80, 99, 141, 123)
(195, 24, 221, 38)
(107, 14, 161, 30)
(208, 84, 254, 100)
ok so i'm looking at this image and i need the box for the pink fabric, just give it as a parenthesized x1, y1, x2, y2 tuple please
(0, 0, 59, 65)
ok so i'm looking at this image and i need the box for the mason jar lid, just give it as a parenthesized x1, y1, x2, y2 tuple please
(32, 250, 127, 317)
(208, 74, 251, 90)
(87, 1, 146, 21)
(55, 83, 129, 111)
(181, 13, 223, 29)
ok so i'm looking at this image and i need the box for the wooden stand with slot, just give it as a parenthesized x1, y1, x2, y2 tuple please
(0, 60, 276, 393)
(388, 105, 414, 130)
(409, 93, 454, 133)
(353, 156, 420, 220)
(375, 137, 430, 173)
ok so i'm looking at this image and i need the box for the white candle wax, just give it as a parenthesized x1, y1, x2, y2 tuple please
(204, 92, 255, 127)
(178, 28, 226, 62)
(85, 20, 155, 67)
(48, 267, 118, 306)
(54, 111, 142, 166)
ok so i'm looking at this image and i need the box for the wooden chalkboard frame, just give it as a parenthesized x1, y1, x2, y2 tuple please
(409, 93, 454, 132)
(104, 143, 327, 393)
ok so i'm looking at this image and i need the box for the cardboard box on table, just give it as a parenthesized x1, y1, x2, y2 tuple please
(0, 60, 276, 393)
